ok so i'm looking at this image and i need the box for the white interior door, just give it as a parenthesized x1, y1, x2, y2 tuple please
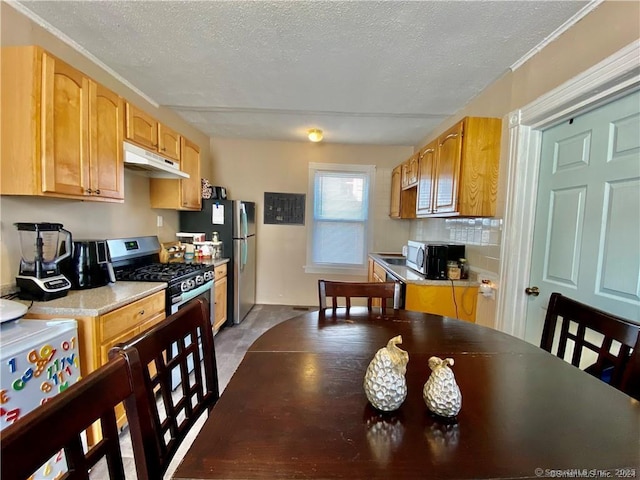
(524, 89, 640, 346)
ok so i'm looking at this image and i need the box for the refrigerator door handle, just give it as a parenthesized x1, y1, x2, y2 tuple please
(240, 237, 248, 270)
(240, 203, 248, 238)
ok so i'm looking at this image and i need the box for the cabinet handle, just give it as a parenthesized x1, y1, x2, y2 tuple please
(86, 188, 93, 194)
(139, 309, 145, 315)
(439, 133, 459, 146)
(95, 189, 101, 195)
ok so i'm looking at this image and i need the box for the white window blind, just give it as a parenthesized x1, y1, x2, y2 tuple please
(306, 163, 375, 275)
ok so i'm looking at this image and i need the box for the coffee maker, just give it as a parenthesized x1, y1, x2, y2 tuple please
(15, 222, 73, 301)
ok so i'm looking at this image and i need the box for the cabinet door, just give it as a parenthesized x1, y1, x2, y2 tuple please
(214, 275, 228, 331)
(390, 165, 402, 218)
(180, 137, 201, 210)
(434, 121, 463, 214)
(89, 82, 124, 200)
(407, 153, 419, 186)
(416, 142, 436, 216)
(405, 284, 477, 322)
(400, 161, 409, 188)
(41, 52, 90, 196)
(125, 103, 158, 150)
(158, 124, 181, 161)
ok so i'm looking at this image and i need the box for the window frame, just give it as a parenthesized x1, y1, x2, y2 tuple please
(305, 162, 376, 276)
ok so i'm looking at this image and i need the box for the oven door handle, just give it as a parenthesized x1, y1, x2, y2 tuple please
(172, 281, 214, 305)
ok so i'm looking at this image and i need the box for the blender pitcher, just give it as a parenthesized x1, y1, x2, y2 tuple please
(15, 222, 73, 301)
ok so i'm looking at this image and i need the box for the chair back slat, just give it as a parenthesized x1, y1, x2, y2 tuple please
(541, 292, 640, 397)
(0, 354, 153, 480)
(620, 334, 640, 400)
(110, 298, 219, 478)
(318, 280, 402, 314)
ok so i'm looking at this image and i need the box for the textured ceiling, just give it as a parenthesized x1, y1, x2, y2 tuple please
(15, 1, 592, 145)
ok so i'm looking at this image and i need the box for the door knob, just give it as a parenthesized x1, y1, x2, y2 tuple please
(525, 286, 540, 296)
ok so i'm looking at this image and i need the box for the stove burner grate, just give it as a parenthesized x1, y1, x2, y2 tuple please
(116, 263, 208, 283)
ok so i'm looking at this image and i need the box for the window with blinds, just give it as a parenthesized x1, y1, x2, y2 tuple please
(306, 163, 375, 274)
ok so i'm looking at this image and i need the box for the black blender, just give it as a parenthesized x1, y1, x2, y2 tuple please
(15, 222, 73, 301)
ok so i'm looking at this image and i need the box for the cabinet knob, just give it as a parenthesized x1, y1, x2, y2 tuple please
(86, 188, 93, 194)
(95, 189, 101, 195)
(139, 309, 145, 315)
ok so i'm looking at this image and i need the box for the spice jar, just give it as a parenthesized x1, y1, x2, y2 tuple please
(458, 258, 469, 279)
(447, 261, 461, 280)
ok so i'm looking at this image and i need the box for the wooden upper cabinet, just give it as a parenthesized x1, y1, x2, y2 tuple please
(416, 117, 501, 218)
(0, 46, 124, 202)
(158, 124, 181, 161)
(456, 117, 502, 216)
(416, 141, 436, 216)
(390, 163, 417, 219)
(407, 153, 419, 187)
(125, 103, 158, 150)
(90, 83, 124, 200)
(390, 165, 402, 218)
(41, 52, 90, 197)
(400, 153, 419, 190)
(434, 121, 463, 214)
(149, 137, 201, 211)
(180, 138, 201, 210)
(125, 103, 182, 163)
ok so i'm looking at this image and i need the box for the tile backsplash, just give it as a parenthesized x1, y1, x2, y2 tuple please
(409, 217, 502, 273)
(445, 218, 503, 246)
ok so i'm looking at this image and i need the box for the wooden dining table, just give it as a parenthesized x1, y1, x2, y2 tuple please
(173, 308, 640, 479)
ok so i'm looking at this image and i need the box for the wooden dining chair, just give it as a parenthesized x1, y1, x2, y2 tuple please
(540, 292, 640, 394)
(109, 297, 219, 479)
(0, 353, 154, 480)
(620, 333, 640, 400)
(318, 279, 402, 313)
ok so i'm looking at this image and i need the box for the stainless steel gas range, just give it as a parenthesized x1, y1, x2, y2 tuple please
(106, 236, 215, 324)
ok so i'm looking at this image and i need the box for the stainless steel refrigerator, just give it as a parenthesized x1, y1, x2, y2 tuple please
(180, 199, 256, 325)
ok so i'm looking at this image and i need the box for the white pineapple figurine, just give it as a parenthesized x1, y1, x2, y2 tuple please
(423, 356, 462, 418)
(363, 335, 409, 411)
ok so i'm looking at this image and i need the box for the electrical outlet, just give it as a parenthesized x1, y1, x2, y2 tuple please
(476, 271, 498, 299)
(476, 272, 498, 287)
(157, 215, 163, 227)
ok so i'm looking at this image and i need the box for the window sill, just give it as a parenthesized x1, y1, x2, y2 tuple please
(304, 265, 367, 276)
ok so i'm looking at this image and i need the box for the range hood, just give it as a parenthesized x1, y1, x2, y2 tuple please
(123, 141, 190, 179)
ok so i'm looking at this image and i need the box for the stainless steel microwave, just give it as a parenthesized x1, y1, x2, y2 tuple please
(406, 241, 465, 279)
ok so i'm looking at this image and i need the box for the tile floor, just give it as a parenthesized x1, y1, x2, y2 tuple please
(90, 304, 316, 479)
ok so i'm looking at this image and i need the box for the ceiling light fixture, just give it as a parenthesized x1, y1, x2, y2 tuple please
(308, 129, 323, 142)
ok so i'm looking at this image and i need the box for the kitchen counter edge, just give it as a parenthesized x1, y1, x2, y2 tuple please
(20, 282, 167, 318)
(369, 253, 477, 286)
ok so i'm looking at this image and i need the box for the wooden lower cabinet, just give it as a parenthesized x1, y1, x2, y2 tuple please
(24, 290, 165, 444)
(213, 263, 228, 332)
(405, 283, 477, 322)
(367, 259, 386, 308)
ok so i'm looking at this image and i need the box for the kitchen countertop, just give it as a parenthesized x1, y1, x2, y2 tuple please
(19, 282, 167, 318)
(13, 258, 230, 318)
(369, 253, 478, 286)
(191, 258, 230, 267)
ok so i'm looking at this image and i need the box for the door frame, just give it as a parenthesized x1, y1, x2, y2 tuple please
(497, 40, 640, 339)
